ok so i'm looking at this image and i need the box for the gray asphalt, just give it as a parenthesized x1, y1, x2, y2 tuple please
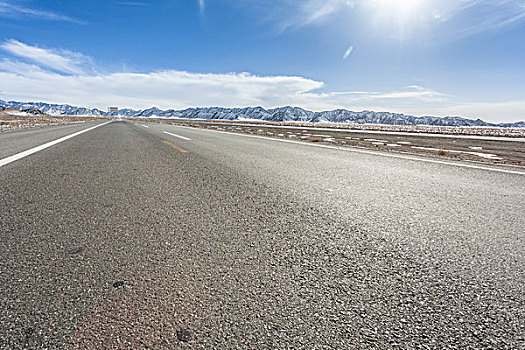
(1, 120, 524, 349)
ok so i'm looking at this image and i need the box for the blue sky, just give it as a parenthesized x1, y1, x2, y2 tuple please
(0, 0, 524, 122)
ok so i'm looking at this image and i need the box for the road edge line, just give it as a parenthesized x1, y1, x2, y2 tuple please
(0, 120, 113, 168)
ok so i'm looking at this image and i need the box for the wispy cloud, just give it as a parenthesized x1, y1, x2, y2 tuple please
(443, 0, 525, 38)
(327, 86, 447, 101)
(267, 0, 353, 32)
(198, 0, 205, 14)
(0, 1, 78, 22)
(0, 39, 521, 122)
(291, 0, 349, 26)
(243, 0, 525, 39)
(0, 40, 93, 75)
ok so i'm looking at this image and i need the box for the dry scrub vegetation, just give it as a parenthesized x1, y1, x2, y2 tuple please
(0, 109, 105, 132)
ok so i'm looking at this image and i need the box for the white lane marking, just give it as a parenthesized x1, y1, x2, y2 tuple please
(141, 125, 149, 128)
(0, 121, 113, 168)
(163, 131, 191, 141)
(169, 125, 525, 176)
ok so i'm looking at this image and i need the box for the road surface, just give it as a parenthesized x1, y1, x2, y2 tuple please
(1, 120, 524, 349)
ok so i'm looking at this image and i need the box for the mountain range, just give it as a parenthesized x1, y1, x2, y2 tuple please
(1, 100, 524, 128)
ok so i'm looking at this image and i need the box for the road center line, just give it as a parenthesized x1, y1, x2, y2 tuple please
(0, 121, 113, 169)
(169, 124, 525, 176)
(162, 140, 188, 153)
(163, 131, 191, 141)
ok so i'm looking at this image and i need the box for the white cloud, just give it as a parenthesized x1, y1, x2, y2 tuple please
(0, 58, 50, 75)
(0, 1, 77, 22)
(198, 0, 205, 14)
(0, 40, 93, 75)
(0, 56, 327, 110)
(0, 40, 522, 123)
(367, 86, 447, 100)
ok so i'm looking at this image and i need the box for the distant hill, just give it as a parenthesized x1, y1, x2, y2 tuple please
(1, 100, 523, 128)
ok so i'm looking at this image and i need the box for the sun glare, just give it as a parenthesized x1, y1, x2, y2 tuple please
(365, 0, 429, 39)
(381, 0, 425, 15)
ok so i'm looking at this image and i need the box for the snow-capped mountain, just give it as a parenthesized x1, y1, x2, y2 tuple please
(0, 99, 523, 128)
(0, 100, 105, 117)
(268, 107, 314, 122)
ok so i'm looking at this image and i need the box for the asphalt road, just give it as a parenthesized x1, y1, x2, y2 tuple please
(1, 120, 524, 349)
